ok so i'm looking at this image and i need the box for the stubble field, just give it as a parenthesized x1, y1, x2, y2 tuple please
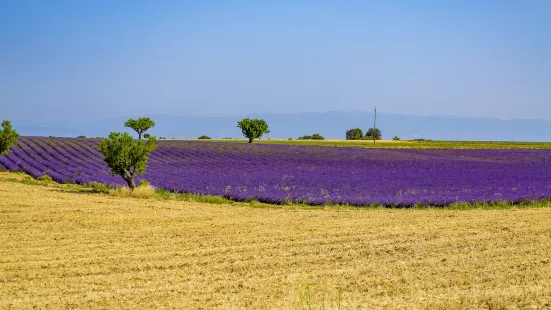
(1, 172, 551, 309)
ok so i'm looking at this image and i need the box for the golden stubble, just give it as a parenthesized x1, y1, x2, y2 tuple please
(1, 173, 550, 309)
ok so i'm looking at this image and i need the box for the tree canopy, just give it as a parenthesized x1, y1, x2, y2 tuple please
(124, 117, 155, 140)
(298, 134, 325, 140)
(365, 128, 382, 140)
(345, 128, 363, 140)
(98, 132, 157, 189)
(237, 118, 270, 143)
(0, 120, 19, 156)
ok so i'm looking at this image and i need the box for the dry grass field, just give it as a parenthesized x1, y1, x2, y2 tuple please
(1, 172, 551, 309)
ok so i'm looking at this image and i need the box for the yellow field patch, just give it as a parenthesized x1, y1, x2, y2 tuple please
(1, 173, 550, 309)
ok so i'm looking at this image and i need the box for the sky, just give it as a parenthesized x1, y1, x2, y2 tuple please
(1, 0, 550, 122)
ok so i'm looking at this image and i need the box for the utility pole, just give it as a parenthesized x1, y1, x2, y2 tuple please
(373, 106, 377, 144)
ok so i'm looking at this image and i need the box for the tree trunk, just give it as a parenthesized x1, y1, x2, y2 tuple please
(124, 176, 136, 190)
(248, 138, 253, 143)
(138, 132, 142, 140)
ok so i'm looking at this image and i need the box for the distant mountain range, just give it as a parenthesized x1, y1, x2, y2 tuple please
(11, 111, 551, 142)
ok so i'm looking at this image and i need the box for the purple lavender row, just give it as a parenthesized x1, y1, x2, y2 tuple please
(14, 138, 67, 181)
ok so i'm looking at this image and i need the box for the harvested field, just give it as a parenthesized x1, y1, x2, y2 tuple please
(1, 172, 551, 309)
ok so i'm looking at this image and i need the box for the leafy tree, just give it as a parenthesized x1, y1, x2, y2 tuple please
(0, 120, 19, 156)
(198, 135, 211, 139)
(98, 132, 157, 189)
(237, 118, 270, 143)
(345, 128, 363, 140)
(298, 135, 312, 140)
(311, 133, 324, 140)
(365, 128, 382, 140)
(77, 135, 86, 138)
(124, 117, 155, 140)
(143, 133, 151, 139)
(392, 136, 400, 141)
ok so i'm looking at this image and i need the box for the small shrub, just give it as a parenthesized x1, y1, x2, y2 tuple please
(288, 138, 293, 140)
(244, 196, 257, 203)
(87, 182, 110, 194)
(111, 183, 156, 199)
(111, 186, 131, 197)
(132, 184, 156, 199)
(38, 175, 53, 182)
(0, 167, 6, 172)
(64, 179, 74, 184)
(156, 188, 172, 199)
(77, 135, 86, 138)
(10, 168, 22, 173)
(369, 202, 383, 208)
(139, 179, 150, 187)
(21, 176, 48, 186)
(198, 135, 211, 139)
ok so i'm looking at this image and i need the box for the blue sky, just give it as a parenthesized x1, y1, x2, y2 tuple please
(1, 0, 550, 122)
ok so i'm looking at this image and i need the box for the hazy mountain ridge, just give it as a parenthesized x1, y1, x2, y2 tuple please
(12, 112, 551, 142)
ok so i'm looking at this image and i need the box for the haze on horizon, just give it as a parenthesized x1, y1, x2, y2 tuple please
(1, 0, 550, 122)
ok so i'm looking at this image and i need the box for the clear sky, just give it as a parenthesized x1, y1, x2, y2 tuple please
(1, 0, 550, 122)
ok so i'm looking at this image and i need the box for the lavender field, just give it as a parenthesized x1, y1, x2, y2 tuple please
(1, 136, 551, 207)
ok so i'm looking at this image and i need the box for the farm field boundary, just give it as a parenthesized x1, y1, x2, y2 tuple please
(192, 139, 551, 149)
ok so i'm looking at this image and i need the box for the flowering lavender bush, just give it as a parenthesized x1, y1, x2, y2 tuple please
(2, 136, 551, 207)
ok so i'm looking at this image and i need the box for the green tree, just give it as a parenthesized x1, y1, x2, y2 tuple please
(237, 118, 270, 143)
(345, 128, 363, 140)
(0, 120, 19, 155)
(98, 132, 157, 189)
(365, 128, 382, 140)
(124, 117, 155, 140)
(311, 134, 325, 140)
(392, 136, 400, 141)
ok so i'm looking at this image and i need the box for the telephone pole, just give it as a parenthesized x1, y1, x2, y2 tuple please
(373, 106, 377, 144)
